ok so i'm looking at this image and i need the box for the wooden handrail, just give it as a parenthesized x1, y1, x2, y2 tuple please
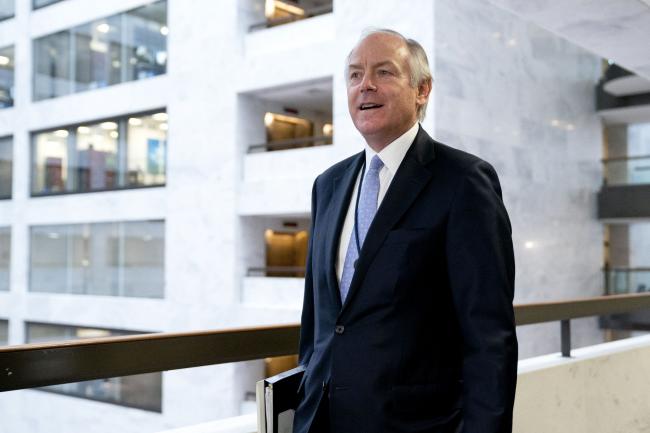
(248, 135, 332, 153)
(1, 293, 650, 392)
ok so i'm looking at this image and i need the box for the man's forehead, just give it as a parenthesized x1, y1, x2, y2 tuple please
(347, 35, 409, 67)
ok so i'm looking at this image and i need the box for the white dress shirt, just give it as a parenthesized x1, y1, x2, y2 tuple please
(336, 121, 420, 284)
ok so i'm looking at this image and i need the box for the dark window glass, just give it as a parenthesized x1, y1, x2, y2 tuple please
(0, 136, 11, 198)
(32, 1, 167, 101)
(0, 319, 7, 346)
(31, 110, 166, 195)
(33, 30, 72, 101)
(73, 15, 122, 92)
(126, 112, 167, 186)
(0, 45, 14, 107)
(124, 1, 167, 81)
(25, 322, 162, 411)
(0, 0, 14, 21)
(32, 0, 64, 9)
(29, 220, 164, 298)
(0, 227, 9, 291)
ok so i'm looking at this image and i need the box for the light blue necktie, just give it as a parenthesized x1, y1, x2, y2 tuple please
(340, 155, 384, 303)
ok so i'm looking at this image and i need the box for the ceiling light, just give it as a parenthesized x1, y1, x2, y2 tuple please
(524, 241, 535, 249)
(507, 38, 517, 47)
(264, 112, 275, 127)
(566, 124, 575, 131)
(53, 129, 69, 138)
(77, 126, 90, 134)
(322, 123, 333, 136)
(100, 121, 118, 130)
(96, 23, 110, 33)
(128, 118, 142, 126)
(159, 123, 168, 131)
(152, 112, 168, 121)
(160, 26, 169, 36)
(0, 56, 9, 66)
(109, 131, 119, 138)
(47, 232, 60, 239)
(550, 119, 560, 127)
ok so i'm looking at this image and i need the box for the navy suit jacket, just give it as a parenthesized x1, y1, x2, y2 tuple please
(294, 127, 518, 433)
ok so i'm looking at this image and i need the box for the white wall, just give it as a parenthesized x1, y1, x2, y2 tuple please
(434, 0, 604, 358)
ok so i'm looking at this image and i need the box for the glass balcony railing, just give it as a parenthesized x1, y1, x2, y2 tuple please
(605, 267, 650, 295)
(603, 155, 650, 186)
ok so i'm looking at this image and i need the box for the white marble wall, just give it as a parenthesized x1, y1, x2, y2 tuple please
(434, 0, 605, 358)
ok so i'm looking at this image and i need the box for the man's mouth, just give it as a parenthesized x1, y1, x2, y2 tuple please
(359, 103, 383, 110)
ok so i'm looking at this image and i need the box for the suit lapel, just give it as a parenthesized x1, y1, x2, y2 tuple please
(324, 152, 365, 311)
(339, 127, 437, 316)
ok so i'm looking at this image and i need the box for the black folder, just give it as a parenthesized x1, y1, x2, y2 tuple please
(257, 365, 306, 433)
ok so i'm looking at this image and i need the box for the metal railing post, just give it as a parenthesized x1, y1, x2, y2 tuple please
(561, 319, 571, 357)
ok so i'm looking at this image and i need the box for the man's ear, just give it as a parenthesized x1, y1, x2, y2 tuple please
(416, 78, 432, 104)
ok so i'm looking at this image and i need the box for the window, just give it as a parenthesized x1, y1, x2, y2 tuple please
(33, 1, 167, 101)
(604, 123, 650, 186)
(0, 0, 14, 21)
(26, 322, 162, 411)
(0, 136, 11, 198)
(32, 0, 64, 9)
(31, 111, 167, 195)
(0, 227, 9, 291)
(0, 319, 7, 346)
(249, 0, 333, 31)
(0, 46, 14, 108)
(30, 220, 164, 298)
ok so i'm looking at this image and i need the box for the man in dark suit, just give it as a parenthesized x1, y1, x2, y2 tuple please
(293, 28, 518, 433)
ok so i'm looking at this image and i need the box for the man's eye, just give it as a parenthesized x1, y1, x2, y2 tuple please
(350, 71, 360, 79)
(378, 69, 391, 75)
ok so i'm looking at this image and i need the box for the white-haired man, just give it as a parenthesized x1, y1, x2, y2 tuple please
(294, 29, 518, 433)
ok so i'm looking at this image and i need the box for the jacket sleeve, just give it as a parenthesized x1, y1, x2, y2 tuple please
(446, 161, 518, 433)
(298, 176, 319, 368)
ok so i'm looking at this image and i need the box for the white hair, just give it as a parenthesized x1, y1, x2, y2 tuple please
(346, 28, 433, 122)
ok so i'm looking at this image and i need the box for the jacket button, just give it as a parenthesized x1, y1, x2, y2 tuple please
(335, 325, 345, 334)
(322, 381, 327, 391)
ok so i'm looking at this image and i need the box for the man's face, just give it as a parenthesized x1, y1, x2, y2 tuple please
(347, 33, 426, 149)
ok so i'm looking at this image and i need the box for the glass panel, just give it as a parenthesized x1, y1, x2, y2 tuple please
(25, 322, 162, 412)
(33, 0, 64, 9)
(30, 225, 70, 293)
(608, 270, 650, 294)
(0, 45, 14, 107)
(0, 0, 14, 21)
(126, 112, 167, 186)
(32, 111, 166, 196)
(0, 136, 11, 198)
(30, 221, 164, 298)
(74, 121, 119, 191)
(0, 227, 9, 291)
(123, 1, 167, 82)
(605, 157, 650, 186)
(32, 129, 70, 194)
(73, 15, 122, 92)
(33, 31, 72, 101)
(122, 221, 164, 297)
(0, 320, 7, 346)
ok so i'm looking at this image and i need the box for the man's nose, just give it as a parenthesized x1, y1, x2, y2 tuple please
(360, 74, 377, 92)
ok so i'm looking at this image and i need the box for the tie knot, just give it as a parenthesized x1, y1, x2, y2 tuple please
(368, 155, 384, 173)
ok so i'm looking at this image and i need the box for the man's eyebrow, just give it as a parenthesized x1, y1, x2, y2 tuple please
(347, 60, 398, 70)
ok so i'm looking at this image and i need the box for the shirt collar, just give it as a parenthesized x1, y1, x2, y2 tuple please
(364, 121, 419, 175)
